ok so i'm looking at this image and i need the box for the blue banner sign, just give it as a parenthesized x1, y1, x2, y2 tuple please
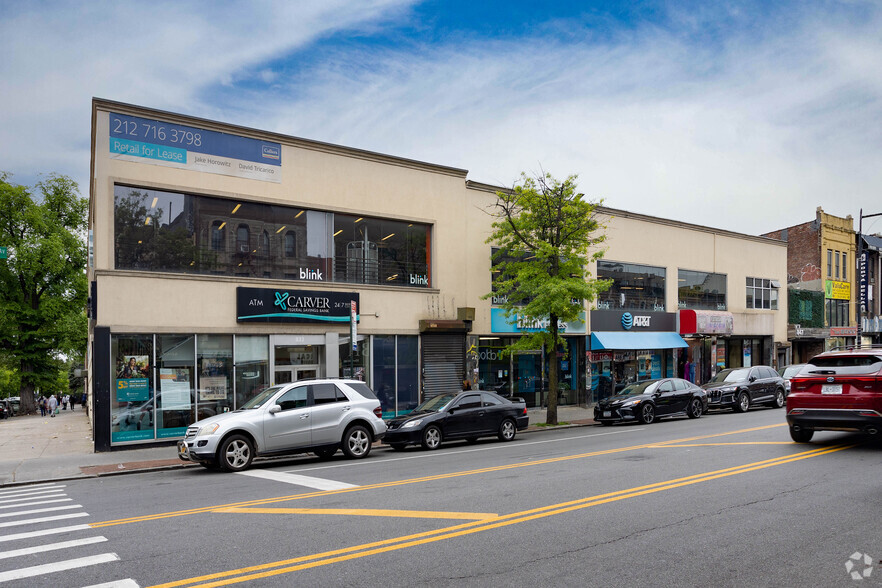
(491, 308, 586, 334)
(109, 112, 282, 183)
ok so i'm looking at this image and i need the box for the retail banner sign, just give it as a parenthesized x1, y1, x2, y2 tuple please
(109, 112, 282, 183)
(115, 378, 149, 402)
(824, 280, 850, 300)
(237, 287, 359, 323)
(491, 308, 586, 333)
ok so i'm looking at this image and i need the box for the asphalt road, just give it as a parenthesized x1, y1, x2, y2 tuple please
(2, 406, 880, 587)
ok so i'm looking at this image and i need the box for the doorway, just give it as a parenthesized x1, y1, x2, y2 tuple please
(271, 335, 325, 385)
(273, 366, 319, 385)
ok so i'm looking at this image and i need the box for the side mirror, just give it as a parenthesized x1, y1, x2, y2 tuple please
(748, 376, 756, 382)
(268, 405, 281, 415)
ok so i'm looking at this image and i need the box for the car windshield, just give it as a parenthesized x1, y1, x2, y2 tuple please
(412, 393, 457, 413)
(708, 368, 751, 383)
(616, 381, 660, 397)
(240, 386, 284, 409)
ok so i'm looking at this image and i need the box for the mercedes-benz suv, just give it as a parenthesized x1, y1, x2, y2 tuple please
(177, 379, 386, 471)
(786, 347, 882, 443)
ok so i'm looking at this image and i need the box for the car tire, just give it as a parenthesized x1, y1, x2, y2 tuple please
(421, 425, 442, 450)
(638, 403, 655, 424)
(734, 392, 750, 413)
(388, 443, 407, 451)
(218, 435, 254, 472)
(772, 389, 785, 409)
(687, 397, 703, 419)
(790, 426, 814, 443)
(341, 425, 372, 459)
(498, 418, 517, 442)
(314, 448, 336, 460)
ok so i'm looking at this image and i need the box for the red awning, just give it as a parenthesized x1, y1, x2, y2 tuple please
(679, 310, 734, 335)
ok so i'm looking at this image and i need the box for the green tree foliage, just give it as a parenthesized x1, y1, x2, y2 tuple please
(0, 173, 88, 414)
(485, 172, 610, 424)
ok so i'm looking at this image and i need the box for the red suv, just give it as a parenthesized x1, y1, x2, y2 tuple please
(786, 347, 882, 442)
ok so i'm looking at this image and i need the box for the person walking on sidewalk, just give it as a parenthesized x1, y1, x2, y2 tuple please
(38, 395, 46, 417)
(70, 394, 75, 411)
(48, 394, 58, 417)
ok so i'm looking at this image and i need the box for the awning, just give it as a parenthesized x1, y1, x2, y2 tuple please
(590, 331, 688, 350)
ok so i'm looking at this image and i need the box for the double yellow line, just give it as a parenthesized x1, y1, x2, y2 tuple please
(149, 442, 852, 588)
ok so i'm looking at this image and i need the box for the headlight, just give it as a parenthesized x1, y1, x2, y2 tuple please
(622, 399, 642, 407)
(197, 423, 219, 436)
(402, 419, 423, 428)
(720, 387, 736, 393)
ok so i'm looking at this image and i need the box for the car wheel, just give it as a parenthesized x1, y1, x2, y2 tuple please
(388, 443, 407, 451)
(734, 392, 750, 413)
(687, 397, 703, 419)
(218, 435, 254, 472)
(790, 426, 814, 443)
(772, 389, 785, 409)
(314, 448, 336, 460)
(498, 418, 517, 442)
(421, 425, 442, 450)
(638, 403, 655, 424)
(341, 425, 372, 459)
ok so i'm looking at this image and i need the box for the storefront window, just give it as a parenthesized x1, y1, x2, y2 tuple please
(156, 335, 196, 439)
(334, 214, 430, 288)
(596, 261, 666, 311)
(340, 336, 369, 381)
(678, 270, 727, 310)
(513, 351, 543, 408)
(478, 338, 512, 395)
(396, 336, 419, 415)
(235, 335, 269, 407)
(111, 335, 155, 443)
(373, 336, 396, 415)
(197, 335, 233, 419)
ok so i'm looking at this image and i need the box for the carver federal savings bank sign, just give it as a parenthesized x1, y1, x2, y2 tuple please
(236, 287, 359, 323)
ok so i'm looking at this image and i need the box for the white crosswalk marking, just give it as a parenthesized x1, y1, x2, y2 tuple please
(0, 503, 82, 518)
(0, 512, 89, 528)
(0, 497, 71, 509)
(0, 523, 92, 543)
(0, 552, 120, 582)
(236, 469, 359, 490)
(0, 536, 107, 560)
(0, 489, 66, 503)
(83, 579, 141, 588)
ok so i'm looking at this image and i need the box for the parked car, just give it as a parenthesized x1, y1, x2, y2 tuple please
(383, 391, 528, 450)
(701, 366, 786, 412)
(177, 379, 387, 472)
(8, 397, 19, 416)
(594, 378, 707, 425)
(0, 399, 10, 419)
(777, 364, 807, 394)
(786, 347, 882, 443)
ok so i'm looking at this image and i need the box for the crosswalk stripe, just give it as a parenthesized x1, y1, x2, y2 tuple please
(0, 552, 120, 582)
(0, 523, 92, 543)
(0, 483, 62, 496)
(0, 512, 89, 528)
(0, 489, 66, 502)
(0, 486, 67, 498)
(0, 504, 82, 519)
(0, 497, 71, 509)
(83, 579, 141, 588)
(235, 470, 359, 490)
(0, 536, 107, 560)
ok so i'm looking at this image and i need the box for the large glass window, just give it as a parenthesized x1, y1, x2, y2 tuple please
(156, 335, 196, 439)
(197, 335, 233, 418)
(596, 261, 666, 311)
(746, 277, 779, 310)
(370, 335, 420, 417)
(111, 335, 155, 444)
(678, 270, 727, 310)
(235, 335, 269, 407)
(333, 214, 430, 287)
(826, 299, 849, 327)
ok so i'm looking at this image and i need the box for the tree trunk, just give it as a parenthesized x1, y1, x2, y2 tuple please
(546, 315, 559, 425)
(19, 381, 36, 415)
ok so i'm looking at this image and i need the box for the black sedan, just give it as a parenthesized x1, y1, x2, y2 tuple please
(383, 391, 529, 450)
(593, 378, 707, 425)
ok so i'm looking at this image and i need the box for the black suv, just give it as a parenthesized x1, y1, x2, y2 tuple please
(701, 366, 787, 412)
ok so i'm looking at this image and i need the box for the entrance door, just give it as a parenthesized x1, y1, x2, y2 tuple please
(273, 366, 319, 386)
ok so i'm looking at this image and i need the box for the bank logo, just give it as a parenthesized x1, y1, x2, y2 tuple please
(845, 552, 875, 580)
(261, 145, 280, 160)
(621, 312, 633, 330)
(274, 291, 289, 310)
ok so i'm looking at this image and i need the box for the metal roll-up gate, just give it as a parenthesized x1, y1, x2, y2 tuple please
(421, 334, 465, 400)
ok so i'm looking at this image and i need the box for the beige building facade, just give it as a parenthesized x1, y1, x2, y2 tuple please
(88, 99, 787, 449)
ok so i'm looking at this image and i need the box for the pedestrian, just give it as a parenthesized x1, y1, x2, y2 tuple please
(63, 394, 69, 410)
(48, 394, 58, 417)
(38, 395, 46, 417)
(70, 394, 75, 411)
(81, 392, 87, 409)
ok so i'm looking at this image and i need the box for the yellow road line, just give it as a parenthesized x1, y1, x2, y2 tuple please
(148, 442, 854, 588)
(91, 422, 786, 529)
(650, 442, 796, 447)
(212, 507, 498, 520)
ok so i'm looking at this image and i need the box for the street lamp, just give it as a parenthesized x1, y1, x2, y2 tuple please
(856, 208, 882, 348)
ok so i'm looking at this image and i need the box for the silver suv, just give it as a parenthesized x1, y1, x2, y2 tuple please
(177, 379, 386, 472)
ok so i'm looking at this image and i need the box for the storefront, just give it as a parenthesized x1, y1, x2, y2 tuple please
(588, 310, 687, 403)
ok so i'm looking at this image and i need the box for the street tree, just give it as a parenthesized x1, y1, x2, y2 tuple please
(0, 173, 88, 414)
(485, 171, 609, 425)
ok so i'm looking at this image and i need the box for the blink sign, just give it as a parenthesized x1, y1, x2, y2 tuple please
(108, 112, 282, 183)
(237, 287, 359, 324)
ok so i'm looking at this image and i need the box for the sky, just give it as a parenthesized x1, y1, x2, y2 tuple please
(1, 0, 881, 236)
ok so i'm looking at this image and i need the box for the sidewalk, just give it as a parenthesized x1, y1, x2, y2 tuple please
(0, 404, 597, 487)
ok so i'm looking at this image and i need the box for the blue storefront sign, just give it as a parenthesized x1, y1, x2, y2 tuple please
(490, 308, 586, 334)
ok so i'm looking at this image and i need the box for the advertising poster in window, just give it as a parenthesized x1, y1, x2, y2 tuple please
(159, 369, 192, 409)
(115, 355, 150, 402)
(200, 376, 227, 401)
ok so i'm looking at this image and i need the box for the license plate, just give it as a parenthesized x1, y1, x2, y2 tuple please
(821, 384, 842, 395)
(603, 411, 611, 417)
(178, 443, 188, 456)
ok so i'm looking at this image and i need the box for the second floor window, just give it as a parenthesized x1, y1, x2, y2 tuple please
(596, 260, 666, 311)
(679, 269, 727, 311)
(746, 277, 778, 310)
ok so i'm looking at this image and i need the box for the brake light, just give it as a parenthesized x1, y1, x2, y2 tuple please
(373, 406, 383, 418)
(522, 407, 527, 416)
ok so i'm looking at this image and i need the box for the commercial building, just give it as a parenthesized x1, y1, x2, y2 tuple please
(87, 99, 787, 450)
